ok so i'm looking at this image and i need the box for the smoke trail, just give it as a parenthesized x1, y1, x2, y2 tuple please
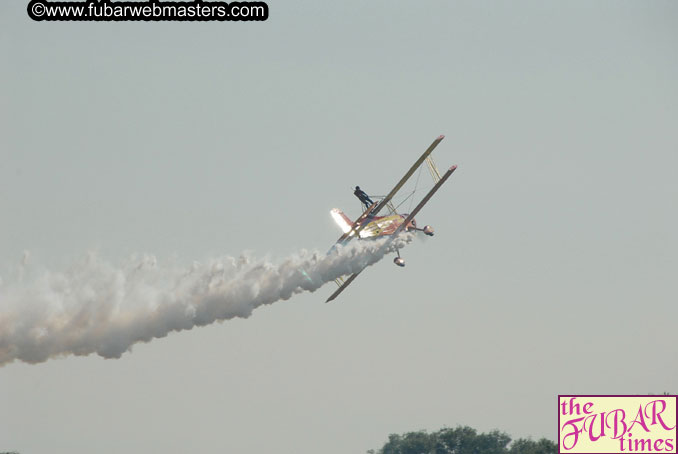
(0, 235, 411, 366)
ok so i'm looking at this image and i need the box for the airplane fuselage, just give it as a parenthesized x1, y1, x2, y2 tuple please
(358, 213, 415, 238)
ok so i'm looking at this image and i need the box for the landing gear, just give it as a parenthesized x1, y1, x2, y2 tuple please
(393, 249, 405, 267)
(407, 223, 435, 237)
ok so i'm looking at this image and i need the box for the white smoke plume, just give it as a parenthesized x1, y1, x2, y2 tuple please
(0, 235, 412, 366)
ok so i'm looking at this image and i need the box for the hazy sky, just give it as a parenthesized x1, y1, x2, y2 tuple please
(1, 1, 677, 453)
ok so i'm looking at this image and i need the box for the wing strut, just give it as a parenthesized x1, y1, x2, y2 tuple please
(394, 165, 457, 236)
(372, 135, 445, 216)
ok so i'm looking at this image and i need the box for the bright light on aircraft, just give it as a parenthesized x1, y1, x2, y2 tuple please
(330, 209, 352, 233)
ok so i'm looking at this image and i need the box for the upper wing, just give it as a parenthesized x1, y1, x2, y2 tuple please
(335, 135, 446, 244)
(372, 135, 446, 216)
(325, 271, 362, 303)
(394, 165, 458, 236)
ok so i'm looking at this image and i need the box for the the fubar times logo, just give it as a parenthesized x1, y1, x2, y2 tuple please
(559, 396, 677, 453)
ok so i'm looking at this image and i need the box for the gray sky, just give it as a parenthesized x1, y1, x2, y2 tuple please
(1, 1, 677, 453)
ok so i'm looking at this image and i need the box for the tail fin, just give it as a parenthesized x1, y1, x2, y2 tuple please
(330, 209, 353, 234)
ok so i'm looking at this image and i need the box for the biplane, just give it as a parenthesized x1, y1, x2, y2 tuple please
(326, 135, 457, 302)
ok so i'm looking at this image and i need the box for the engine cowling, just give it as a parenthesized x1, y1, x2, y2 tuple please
(423, 225, 434, 236)
(393, 257, 405, 267)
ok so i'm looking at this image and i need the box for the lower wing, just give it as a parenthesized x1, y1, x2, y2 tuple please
(325, 271, 363, 303)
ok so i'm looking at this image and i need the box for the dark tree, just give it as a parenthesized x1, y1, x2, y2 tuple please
(509, 438, 558, 454)
(369, 426, 556, 454)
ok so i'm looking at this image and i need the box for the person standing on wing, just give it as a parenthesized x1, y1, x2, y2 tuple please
(353, 186, 374, 210)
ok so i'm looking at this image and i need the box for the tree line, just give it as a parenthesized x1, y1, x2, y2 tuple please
(368, 425, 556, 454)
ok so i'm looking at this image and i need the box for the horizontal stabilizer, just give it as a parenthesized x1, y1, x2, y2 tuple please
(330, 209, 353, 234)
